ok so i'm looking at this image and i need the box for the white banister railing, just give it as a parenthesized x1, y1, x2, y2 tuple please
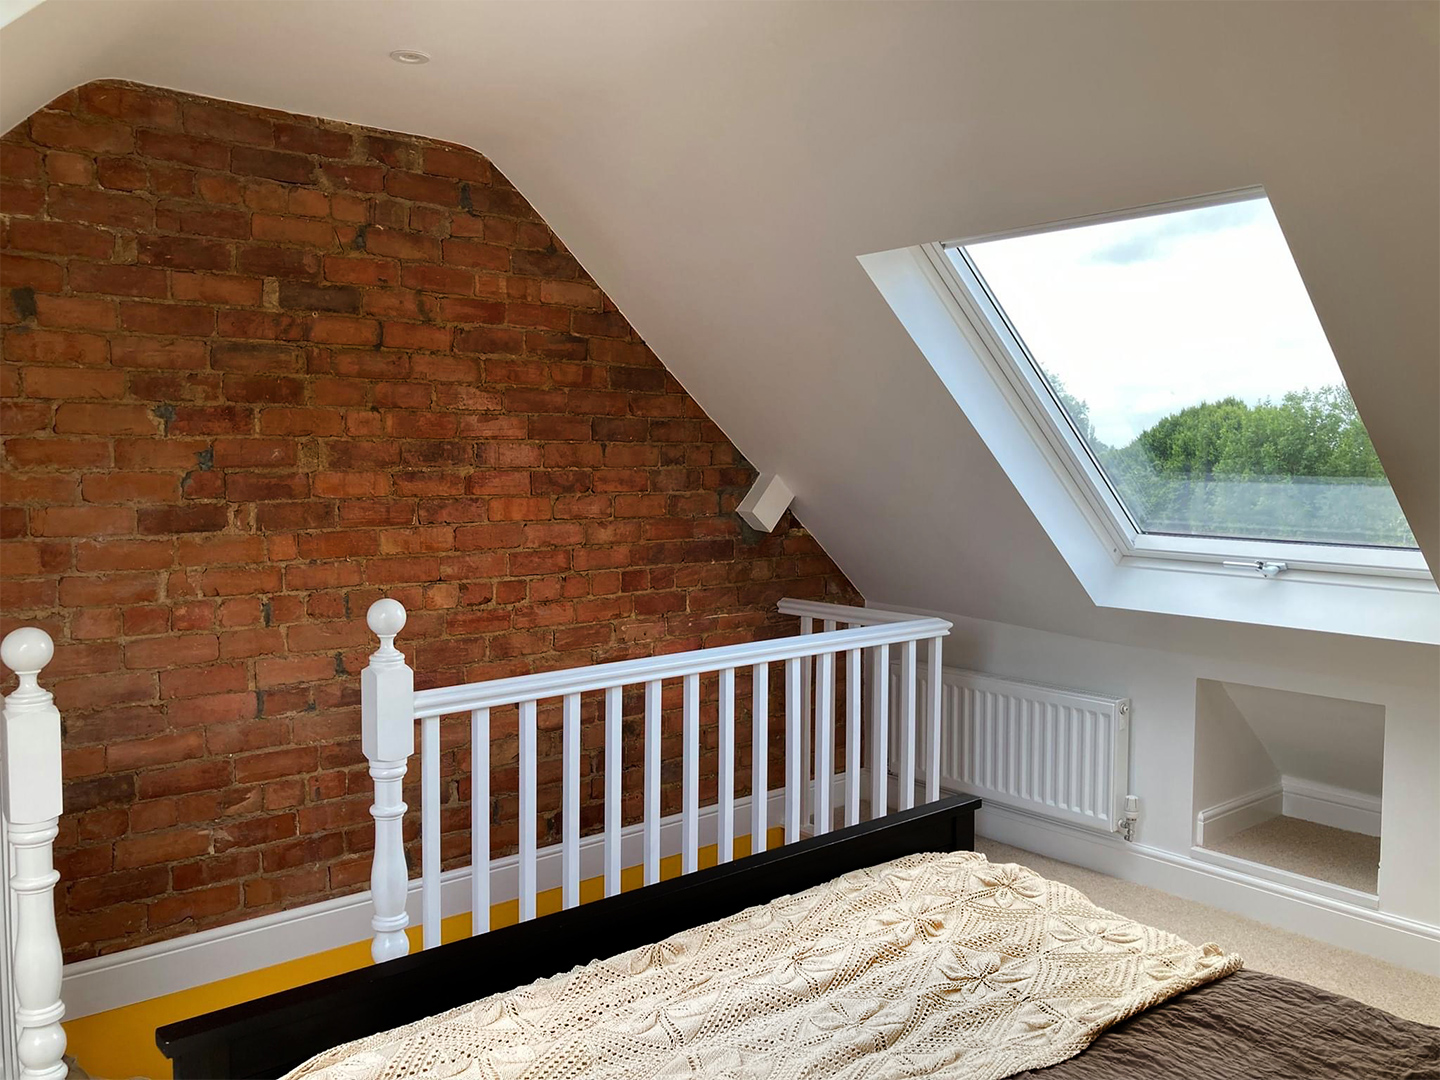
(2, 627, 67, 1080)
(361, 598, 951, 960)
(360, 600, 414, 962)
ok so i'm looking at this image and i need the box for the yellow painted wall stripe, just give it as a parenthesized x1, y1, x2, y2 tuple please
(66, 832, 779, 1080)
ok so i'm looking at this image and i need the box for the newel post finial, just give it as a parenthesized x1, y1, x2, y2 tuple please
(361, 599, 415, 963)
(2, 627, 67, 1080)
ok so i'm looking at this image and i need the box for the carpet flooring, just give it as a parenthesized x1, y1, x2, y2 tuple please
(1205, 815, 1380, 893)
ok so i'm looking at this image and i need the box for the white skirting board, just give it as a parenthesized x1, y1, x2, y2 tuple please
(60, 776, 851, 1021)
(1195, 777, 1381, 846)
(977, 801, 1439, 977)
(1281, 776, 1382, 837)
(1193, 784, 1284, 846)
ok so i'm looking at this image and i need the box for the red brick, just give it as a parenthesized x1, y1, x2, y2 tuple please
(113, 828, 211, 870)
(30, 111, 133, 154)
(250, 213, 335, 247)
(137, 236, 232, 271)
(183, 101, 274, 146)
(423, 145, 491, 183)
(148, 883, 241, 928)
(110, 336, 208, 369)
(79, 83, 180, 127)
(274, 122, 352, 158)
(230, 146, 314, 184)
(5, 329, 108, 369)
(48, 187, 152, 230)
(0, 252, 63, 292)
(362, 228, 440, 261)
(97, 156, 149, 191)
(6, 219, 115, 259)
(136, 504, 229, 534)
(23, 367, 124, 399)
(33, 295, 117, 331)
(70, 262, 169, 298)
(26, 506, 132, 540)
(118, 302, 215, 337)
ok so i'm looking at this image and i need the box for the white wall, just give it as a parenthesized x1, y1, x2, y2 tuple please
(1192, 679, 1279, 817)
(919, 606, 1439, 932)
(1221, 681, 1385, 797)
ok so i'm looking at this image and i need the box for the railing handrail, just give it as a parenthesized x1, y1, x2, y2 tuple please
(411, 612, 951, 717)
(775, 599, 928, 626)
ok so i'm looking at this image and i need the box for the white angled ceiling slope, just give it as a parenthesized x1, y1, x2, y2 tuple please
(2, 1, 1437, 649)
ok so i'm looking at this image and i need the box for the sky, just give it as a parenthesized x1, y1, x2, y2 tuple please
(959, 196, 1347, 448)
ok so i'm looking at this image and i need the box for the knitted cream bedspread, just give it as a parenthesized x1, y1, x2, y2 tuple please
(286, 852, 1241, 1080)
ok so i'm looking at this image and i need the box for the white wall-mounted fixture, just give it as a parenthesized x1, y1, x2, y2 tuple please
(737, 473, 794, 533)
(388, 49, 431, 65)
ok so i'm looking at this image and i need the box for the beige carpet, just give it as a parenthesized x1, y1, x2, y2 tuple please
(1206, 816, 1380, 894)
(977, 838, 1440, 1026)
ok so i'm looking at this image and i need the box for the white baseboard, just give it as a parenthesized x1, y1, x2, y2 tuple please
(975, 801, 1439, 977)
(61, 776, 851, 1021)
(1188, 845, 1377, 907)
(1194, 784, 1282, 846)
(1281, 776, 1382, 837)
(1194, 778, 1382, 848)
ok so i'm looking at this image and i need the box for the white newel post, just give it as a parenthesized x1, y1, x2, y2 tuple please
(362, 600, 415, 963)
(2, 628, 66, 1080)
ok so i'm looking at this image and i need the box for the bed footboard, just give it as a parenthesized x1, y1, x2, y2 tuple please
(157, 794, 979, 1079)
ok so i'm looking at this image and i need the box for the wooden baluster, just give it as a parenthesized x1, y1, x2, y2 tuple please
(470, 708, 490, 936)
(869, 643, 889, 817)
(814, 650, 835, 835)
(927, 635, 944, 802)
(420, 714, 440, 948)
(798, 617, 813, 830)
(717, 667, 736, 863)
(750, 662, 769, 854)
(899, 638, 918, 810)
(785, 657, 802, 843)
(362, 600, 415, 963)
(2, 629, 67, 1080)
(643, 679, 661, 885)
(518, 699, 538, 922)
(562, 693, 581, 909)
(845, 648, 862, 826)
(682, 673, 700, 874)
(604, 686, 623, 897)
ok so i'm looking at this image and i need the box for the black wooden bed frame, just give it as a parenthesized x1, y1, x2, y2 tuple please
(156, 794, 979, 1078)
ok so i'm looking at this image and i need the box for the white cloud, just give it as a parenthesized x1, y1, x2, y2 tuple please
(964, 197, 1342, 447)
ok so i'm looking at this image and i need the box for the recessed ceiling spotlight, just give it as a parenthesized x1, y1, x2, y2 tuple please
(389, 49, 431, 65)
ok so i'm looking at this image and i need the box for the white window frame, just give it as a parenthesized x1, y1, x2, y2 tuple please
(927, 192, 1429, 582)
(858, 221, 1437, 644)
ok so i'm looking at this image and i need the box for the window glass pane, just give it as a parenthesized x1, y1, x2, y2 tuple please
(955, 196, 1417, 549)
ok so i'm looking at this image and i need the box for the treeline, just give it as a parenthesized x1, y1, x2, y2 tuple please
(1053, 384, 1415, 547)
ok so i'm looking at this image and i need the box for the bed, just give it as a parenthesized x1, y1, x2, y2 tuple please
(3, 602, 1433, 1080)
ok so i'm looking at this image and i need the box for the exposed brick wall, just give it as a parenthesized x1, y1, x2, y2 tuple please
(0, 81, 859, 961)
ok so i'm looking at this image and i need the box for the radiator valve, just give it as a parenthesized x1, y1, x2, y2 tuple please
(1120, 795, 1140, 842)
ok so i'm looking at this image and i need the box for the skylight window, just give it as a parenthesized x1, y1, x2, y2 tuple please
(947, 194, 1417, 552)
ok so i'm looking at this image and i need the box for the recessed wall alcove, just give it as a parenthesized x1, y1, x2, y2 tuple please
(1192, 680, 1383, 898)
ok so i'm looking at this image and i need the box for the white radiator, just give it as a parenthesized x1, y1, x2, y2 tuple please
(893, 667, 1131, 834)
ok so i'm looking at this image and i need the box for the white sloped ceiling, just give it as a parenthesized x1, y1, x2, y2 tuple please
(3, 0, 1436, 644)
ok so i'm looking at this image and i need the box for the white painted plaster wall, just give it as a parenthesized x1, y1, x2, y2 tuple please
(1192, 680, 1279, 817)
(915, 606, 1439, 931)
(1221, 681, 1386, 797)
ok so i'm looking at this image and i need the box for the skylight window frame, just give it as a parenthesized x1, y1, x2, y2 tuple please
(926, 192, 1429, 582)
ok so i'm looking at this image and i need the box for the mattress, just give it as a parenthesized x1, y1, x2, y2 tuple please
(284, 850, 1240, 1079)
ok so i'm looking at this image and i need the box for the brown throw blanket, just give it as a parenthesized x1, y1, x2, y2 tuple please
(286, 851, 1241, 1079)
(1017, 967, 1440, 1080)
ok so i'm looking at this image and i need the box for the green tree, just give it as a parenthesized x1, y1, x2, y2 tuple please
(1043, 380, 1414, 547)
